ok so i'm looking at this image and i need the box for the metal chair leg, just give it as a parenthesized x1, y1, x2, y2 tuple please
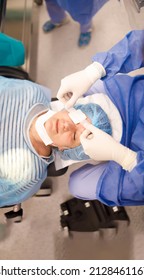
(4, 204, 23, 223)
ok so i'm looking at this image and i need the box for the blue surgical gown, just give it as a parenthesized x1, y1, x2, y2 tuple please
(0, 77, 53, 207)
(70, 30, 144, 206)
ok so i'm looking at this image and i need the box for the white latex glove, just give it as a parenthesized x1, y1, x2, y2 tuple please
(80, 123, 137, 172)
(57, 62, 106, 109)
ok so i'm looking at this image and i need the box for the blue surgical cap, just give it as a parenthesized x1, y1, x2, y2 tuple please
(59, 103, 112, 161)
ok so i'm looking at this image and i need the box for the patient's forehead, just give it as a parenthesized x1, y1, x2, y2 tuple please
(52, 109, 71, 119)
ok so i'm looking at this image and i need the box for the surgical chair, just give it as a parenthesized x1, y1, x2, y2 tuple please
(0, 65, 68, 222)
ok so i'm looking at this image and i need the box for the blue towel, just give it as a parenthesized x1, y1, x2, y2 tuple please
(0, 33, 25, 66)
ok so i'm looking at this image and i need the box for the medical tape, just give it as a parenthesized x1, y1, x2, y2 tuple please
(67, 107, 90, 129)
(35, 110, 56, 146)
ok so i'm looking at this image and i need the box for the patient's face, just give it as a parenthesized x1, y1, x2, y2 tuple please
(44, 110, 89, 150)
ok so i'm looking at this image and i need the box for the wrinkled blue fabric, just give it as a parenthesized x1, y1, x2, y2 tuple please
(92, 30, 144, 77)
(96, 74, 144, 207)
(57, 0, 109, 26)
(60, 103, 112, 161)
(69, 30, 144, 206)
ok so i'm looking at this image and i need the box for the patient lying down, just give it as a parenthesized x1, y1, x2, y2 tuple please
(29, 92, 121, 162)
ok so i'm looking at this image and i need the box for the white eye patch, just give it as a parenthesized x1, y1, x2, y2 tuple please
(68, 108, 86, 124)
(35, 110, 56, 146)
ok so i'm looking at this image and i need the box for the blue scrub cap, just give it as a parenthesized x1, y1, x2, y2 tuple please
(59, 103, 112, 161)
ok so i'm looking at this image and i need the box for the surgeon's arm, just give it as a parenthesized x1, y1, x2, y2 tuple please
(93, 30, 144, 77)
(57, 62, 106, 109)
(57, 30, 144, 108)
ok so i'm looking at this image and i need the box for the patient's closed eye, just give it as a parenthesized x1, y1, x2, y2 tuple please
(73, 132, 76, 140)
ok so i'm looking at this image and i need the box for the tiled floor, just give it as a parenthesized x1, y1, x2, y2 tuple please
(1, 0, 144, 260)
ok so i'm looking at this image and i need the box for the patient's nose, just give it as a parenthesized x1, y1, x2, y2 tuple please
(64, 121, 75, 131)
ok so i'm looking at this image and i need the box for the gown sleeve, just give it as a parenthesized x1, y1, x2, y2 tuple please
(92, 30, 144, 78)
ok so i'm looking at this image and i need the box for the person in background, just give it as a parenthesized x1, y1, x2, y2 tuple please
(42, 0, 109, 47)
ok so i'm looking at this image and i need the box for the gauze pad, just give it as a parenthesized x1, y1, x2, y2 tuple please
(68, 107, 86, 124)
(35, 110, 56, 146)
(68, 107, 92, 129)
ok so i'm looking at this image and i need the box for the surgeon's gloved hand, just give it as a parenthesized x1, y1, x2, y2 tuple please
(80, 123, 137, 172)
(57, 62, 106, 109)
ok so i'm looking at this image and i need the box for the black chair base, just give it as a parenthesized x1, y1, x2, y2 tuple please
(5, 208, 23, 223)
(60, 198, 130, 237)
